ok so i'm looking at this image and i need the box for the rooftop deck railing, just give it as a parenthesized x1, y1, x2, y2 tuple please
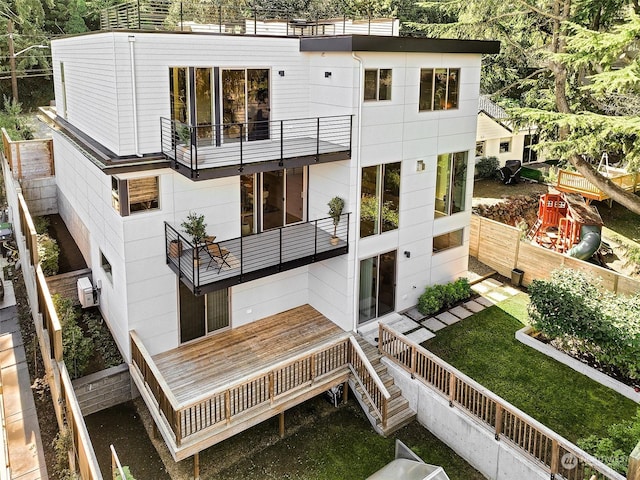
(160, 116, 352, 179)
(165, 213, 349, 294)
(100, 1, 399, 36)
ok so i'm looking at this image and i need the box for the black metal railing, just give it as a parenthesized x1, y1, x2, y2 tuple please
(100, 1, 399, 36)
(165, 213, 350, 294)
(161, 115, 352, 178)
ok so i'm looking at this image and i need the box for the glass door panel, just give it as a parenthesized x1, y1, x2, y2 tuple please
(222, 69, 246, 142)
(206, 289, 229, 333)
(195, 68, 213, 146)
(247, 69, 270, 141)
(262, 171, 284, 230)
(241, 174, 257, 236)
(285, 167, 304, 225)
(377, 251, 396, 317)
(179, 282, 205, 343)
(359, 257, 378, 324)
(169, 67, 188, 123)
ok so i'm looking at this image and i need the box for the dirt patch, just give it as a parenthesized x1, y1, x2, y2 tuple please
(473, 178, 550, 208)
(46, 214, 87, 273)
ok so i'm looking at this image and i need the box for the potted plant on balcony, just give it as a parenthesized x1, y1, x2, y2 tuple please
(328, 196, 345, 246)
(181, 211, 207, 267)
(176, 124, 192, 162)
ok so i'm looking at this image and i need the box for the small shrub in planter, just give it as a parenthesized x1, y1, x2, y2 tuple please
(418, 285, 444, 316)
(53, 294, 94, 379)
(476, 156, 499, 179)
(37, 233, 59, 276)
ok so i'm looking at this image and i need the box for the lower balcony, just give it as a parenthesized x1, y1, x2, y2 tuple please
(129, 305, 352, 461)
(165, 213, 349, 295)
(160, 116, 352, 180)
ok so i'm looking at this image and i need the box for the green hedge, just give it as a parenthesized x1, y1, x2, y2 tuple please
(475, 157, 499, 179)
(528, 269, 640, 380)
(418, 278, 471, 316)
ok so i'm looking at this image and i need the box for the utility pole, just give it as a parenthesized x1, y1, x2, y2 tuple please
(8, 20, 18, 104)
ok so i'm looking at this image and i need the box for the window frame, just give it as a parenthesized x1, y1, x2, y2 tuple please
(435, 151, 468, 217)
(360, 162, 401, 238)
(111, 176, 160, 216)
(100, 250, 113, 282)
(499, 138, 512, 153)
(364, 68, 392, 102)
(432, 229, 464, 253)
(419, 68, 460, 111)
(128, 176, 160, 214)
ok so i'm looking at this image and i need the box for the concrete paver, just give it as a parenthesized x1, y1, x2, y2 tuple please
(463, 300, 485, 313)
(486, 290, 509, 303)
(435, 311, 461, 326)
(403, 307, 427, 322)
(383, 316, 420, 334)
(406, 329, 435, 344)
(475, 296, 495, 307)
(449, 306, 473, 319)
(422, 318, 447, 332)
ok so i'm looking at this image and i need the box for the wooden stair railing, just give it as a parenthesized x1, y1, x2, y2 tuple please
(347, 337, 391, 430)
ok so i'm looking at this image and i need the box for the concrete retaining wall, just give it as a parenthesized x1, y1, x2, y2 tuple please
(72, 363, 133, 416)
(517, 326, 640, 403)
(385, 359, 548, 480)
(21, 177, 58, 216)
(46, 268, 92, 306)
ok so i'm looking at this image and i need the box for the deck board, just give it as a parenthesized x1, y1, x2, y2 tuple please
(153, 305, 347, 404)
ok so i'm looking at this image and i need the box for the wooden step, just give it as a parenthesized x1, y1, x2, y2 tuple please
(379, 403, 417, 436)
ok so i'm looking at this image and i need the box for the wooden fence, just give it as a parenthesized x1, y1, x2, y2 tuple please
(3, 152, 103, 479)
(378, 324, 625, 480)
(1, 128, 54, 180)
(470, 215, 640, 295)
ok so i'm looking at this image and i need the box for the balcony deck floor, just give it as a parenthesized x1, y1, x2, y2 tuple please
(168, 136, 348, 170)
(152, 304, 348, 405)
(169, 221, 347, 291)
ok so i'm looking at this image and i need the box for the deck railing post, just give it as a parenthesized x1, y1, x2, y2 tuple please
(240, 234, 244, 281)
(313, 219, 318, 259)
(278, 227, 283, 271)
(349, 115, 353, 156)
(225, 390, 231, 424)
(239, 123, 244, 172)
(495, 404, 503, 440)
(269, 372, 275, 404)
(410, 345, 416, 379)
(550, 439, 560, 475)
(180, 1, 183, 31)
(448, 372, 456, 407)
(316, 117, 320, 162)
(280, 120, 284, 166)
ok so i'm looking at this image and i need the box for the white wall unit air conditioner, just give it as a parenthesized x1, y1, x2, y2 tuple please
(77, 277, 99, 308)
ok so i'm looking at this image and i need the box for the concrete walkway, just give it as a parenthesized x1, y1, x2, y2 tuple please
(0, 269, 48, 480)
(360, 276, 522, 347)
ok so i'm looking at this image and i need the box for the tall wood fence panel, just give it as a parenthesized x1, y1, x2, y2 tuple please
(1, 128, 54, 180)
(471, 215, 640, 294)
(1, 152, 103, 479)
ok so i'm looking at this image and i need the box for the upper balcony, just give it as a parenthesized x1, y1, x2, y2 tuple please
(100, 1, 400, 36)
(165, 213, 349, 295)
(161, 116, 352, 180)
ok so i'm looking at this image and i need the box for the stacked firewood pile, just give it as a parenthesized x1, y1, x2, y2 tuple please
(472, 195, 539, 228)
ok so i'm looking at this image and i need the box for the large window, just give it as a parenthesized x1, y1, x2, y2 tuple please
(435, 152, 467, 217)
(359, 251, 396, 323)
(364, 69, 392, 101)
(179, 284, 230, 343)
(112, 176, 160, 216)
(419, 68, 459, 111)
(360, 162, 400, 238)
(433, 229, 464, 253)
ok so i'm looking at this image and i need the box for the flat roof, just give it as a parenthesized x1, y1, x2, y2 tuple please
(300, 35, 500, 54)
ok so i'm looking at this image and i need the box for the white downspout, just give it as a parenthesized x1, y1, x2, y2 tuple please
(128, 35, 142, 157)
(351, 52, 363, 332)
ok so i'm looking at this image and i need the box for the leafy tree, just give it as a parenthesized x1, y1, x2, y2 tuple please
(410, 0, 640, 214)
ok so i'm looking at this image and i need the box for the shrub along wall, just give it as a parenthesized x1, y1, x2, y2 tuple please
(528, 268, 640, 381)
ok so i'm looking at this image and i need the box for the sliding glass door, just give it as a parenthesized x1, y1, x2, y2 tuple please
(179, 283, 230, 343)
(241, 167, 306, 235)
(222, 68, 270, 142)
(359, 251, 397, 324)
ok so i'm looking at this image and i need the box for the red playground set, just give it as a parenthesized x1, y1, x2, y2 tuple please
(527, 192, 603, 260)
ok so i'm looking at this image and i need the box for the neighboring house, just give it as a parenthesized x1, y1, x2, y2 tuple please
(476, 94, 540, 165)
(48, 26, 498, 463)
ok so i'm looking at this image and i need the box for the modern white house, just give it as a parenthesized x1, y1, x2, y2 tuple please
(48, 26, 498, 464)
(476, 94, 540, 165)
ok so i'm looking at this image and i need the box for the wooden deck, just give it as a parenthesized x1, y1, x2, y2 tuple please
(556, 169, 639, 203)
(153, 305, 347, 403)
(130, 305, 353, 460)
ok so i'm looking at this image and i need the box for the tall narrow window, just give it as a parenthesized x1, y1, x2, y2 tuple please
(222, 68, 270, 142)
(359, 250, 396, 323)
(364, 69, 392, 101)
(60, 63, 67, 118)
(169, 67, 188, 124)
(360, 162, 400, 237)
(419, 68, 460, 111)
(435, 152, 468, 217)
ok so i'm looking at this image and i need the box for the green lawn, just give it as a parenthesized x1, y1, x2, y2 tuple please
(206, 399, 484, 480)
(595, 197, 640, 244)
(423, 294, 638, 443)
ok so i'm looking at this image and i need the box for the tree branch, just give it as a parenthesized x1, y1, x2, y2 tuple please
(513, 0, 564, 21)
(492, 68, 547, 97)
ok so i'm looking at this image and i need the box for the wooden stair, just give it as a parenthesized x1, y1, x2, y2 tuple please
(350, 334, 416, 436)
